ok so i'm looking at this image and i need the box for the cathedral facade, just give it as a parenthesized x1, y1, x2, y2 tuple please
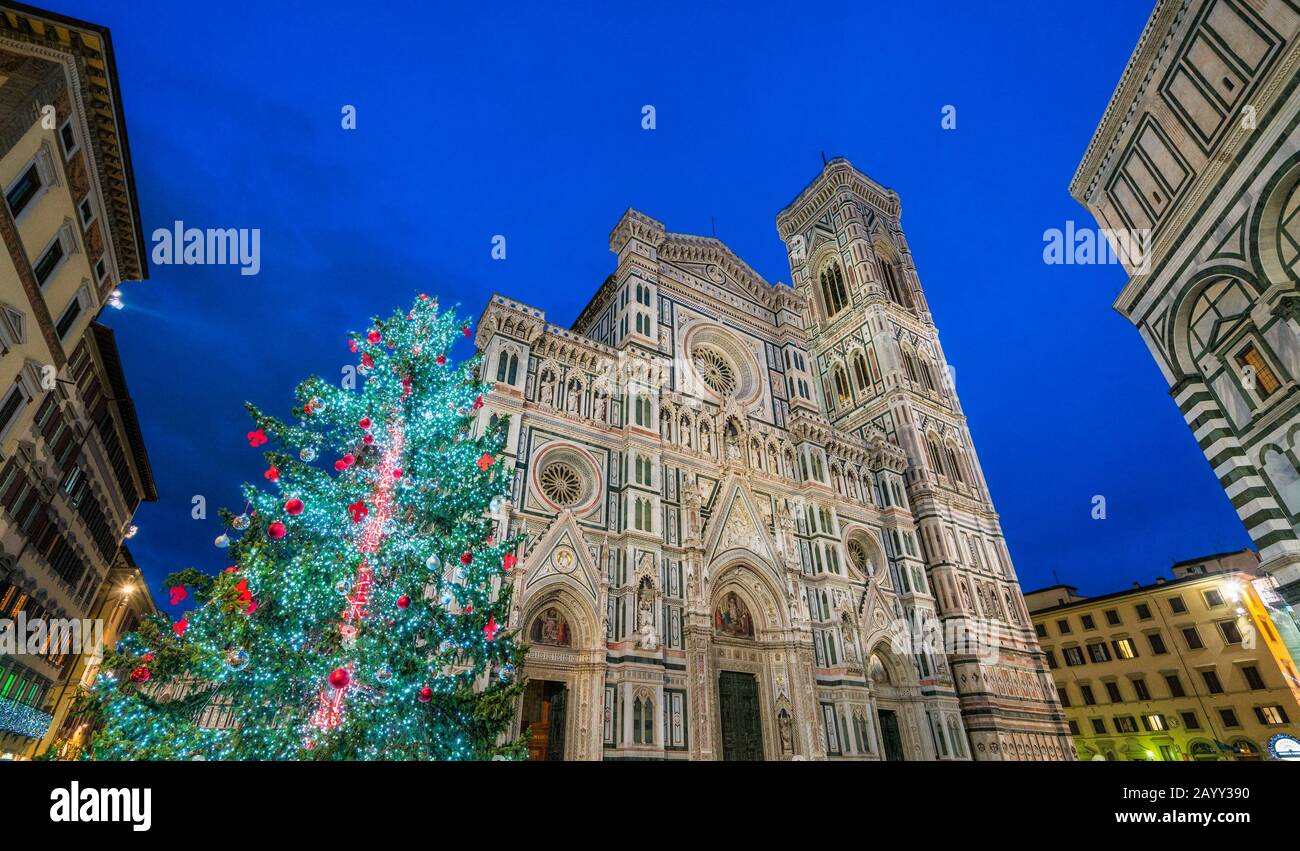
(475, 159, 1072, 760)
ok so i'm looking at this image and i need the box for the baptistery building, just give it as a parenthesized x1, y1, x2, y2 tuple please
(475, 159, 1072, 760)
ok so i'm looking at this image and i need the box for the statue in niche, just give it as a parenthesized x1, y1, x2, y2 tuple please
(566, 381, 582, 414)
(683, 480, 702, 543)
(637, 576, 659, 650)
(778, 708, 794, 754)
(538, 371, 555, 407)
(594, 393, 608, 423)
(840, 613, 859, 664)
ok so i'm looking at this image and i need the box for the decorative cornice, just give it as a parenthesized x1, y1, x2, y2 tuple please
(1068, 0, 1189, 203)
(776, 158, 900, 239)
(0, 4, 148, 281)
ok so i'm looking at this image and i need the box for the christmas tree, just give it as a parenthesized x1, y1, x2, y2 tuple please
(84, 294, 527, 760)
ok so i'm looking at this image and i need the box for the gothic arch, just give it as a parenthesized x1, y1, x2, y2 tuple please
(519, 583, 601, 653)
(707, 554, 791, 634)
(1166, 266, 1265, 380)
(1251, 150, 1300, 288)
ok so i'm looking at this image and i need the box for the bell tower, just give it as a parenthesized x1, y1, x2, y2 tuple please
(776, 158, 1073, 760)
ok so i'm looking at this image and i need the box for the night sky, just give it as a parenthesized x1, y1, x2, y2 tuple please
(55, 1, 1251, 613)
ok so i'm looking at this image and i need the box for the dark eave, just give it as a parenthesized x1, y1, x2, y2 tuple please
(89, 321, 157, 502)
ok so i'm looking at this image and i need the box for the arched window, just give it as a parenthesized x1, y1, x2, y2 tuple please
(634, 395, 650, 427)
(881, 261, 913, 309)
(902, 350, 919, 383)
(833, 366, 850, 404)
(852, 353, 870, 390)
(926, 438, 945, 477)
(945, 446, 965, 483)
(919, 359, 936, 392)
(819, 262, 849, 318)
(495, 350, 518, 384)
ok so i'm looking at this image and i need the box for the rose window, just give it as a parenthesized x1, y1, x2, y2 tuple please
(539, 462, 582, 506)
(691, 346, 737, 397)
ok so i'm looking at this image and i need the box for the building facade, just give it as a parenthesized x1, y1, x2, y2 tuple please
(0, 5, 154, 757)
(32, 543, 155, 759)
(475, 158, 1072, 760)
(1070, 0, 1300, 605)
(1026, 549, 1300, 761)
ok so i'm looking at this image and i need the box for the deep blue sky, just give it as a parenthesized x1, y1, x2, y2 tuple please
(59, 0, 1250, 612)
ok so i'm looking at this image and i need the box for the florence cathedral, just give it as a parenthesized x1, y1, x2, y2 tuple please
(474, 159, 1074, 760)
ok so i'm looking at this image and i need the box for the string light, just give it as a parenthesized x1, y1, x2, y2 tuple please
(83, 295, 527, 761)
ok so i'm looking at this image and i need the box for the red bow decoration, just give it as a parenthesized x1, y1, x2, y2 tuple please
(484, 616, 499, 641)
(477, 453, 494, 471)
(473, 396, 484, 410)
(173, 616, 188, 637)
(247, 429, 268, 447)
(502, 553, 517, 572)
(361, 353, 374, 370)
(349, 499, 368, 522)
(169, 586, 188, 605)
(264, 466, 279, 482)
(462, 324, 472, 338)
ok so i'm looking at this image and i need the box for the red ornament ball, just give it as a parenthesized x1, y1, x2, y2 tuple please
(418, 686, 433, 703)
(363, 434, 374, 445)
(130, 666, 151, 684)
(268, 521, 287, 539)
(367, 330, 381, 344)
(328, 667, 350, 689)
(397, 594, 411, 610)
(460, 552, 473, 566)
(334, 459, 346, 472)
(359, 417, 372, 430)
(285, 498, 304, 516)
(436, 354, 447, 365)
(264, 466, 280, 482)
(392, 468, 403, 479)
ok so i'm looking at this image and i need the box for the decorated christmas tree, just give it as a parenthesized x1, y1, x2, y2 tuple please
(83, 294, 527, 760)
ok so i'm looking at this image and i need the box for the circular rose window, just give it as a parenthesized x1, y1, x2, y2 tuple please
(691, 346, 737, 397)
(539, 461, 582, 506)
(684, 324, 762, 404)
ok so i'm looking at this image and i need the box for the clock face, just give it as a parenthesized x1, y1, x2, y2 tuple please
(552, 546, 576, 573)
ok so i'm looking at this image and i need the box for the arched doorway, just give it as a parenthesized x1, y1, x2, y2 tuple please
(515, 585, 603, 761)
(704, 560, 801, 762)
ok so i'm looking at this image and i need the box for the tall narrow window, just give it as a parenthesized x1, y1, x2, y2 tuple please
(5, 163, 42, 217)
(881, 261, 913, 309)
(852, 353, 869, 390)
(819, 263, 849, 318)
(833, 367, 850, 404)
